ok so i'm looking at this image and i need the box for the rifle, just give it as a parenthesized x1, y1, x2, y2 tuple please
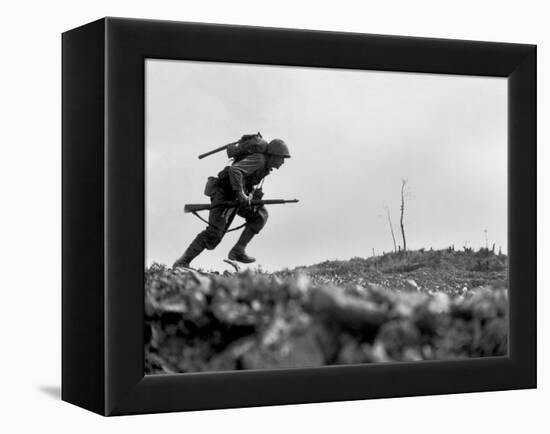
(197, 132, 263, 160)
(197, 140, 239, 160)
(184, 199, 299, 213)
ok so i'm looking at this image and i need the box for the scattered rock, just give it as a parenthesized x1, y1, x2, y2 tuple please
(144, 251, 508, 373)
(205, 338, 256, 372)
(391, 291, 428, 317)
(210, 291, 258, 326)
(404, 279, 420, 291)
(374, 320, 422, 360)
(306, 285, 389, 333)
(412, 292, 451, 334)
(241, 329, 325, 370)
(337, 338, 375, 365)
(477, 317, 508, 356)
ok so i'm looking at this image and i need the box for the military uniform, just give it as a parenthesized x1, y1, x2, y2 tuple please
(200, 153, 271, 250)
(173, 137, 290, 268)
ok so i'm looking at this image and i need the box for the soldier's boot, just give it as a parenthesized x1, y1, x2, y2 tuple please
(228, 227, 257, 263)
(173, 237, 206, 269)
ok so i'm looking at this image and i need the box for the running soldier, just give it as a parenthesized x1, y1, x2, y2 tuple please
(173, 137, 291, 268)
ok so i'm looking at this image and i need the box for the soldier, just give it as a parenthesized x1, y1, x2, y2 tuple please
(173, 138, 291, 268)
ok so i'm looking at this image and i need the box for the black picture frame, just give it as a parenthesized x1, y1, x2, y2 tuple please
(62, 17, 536, 416)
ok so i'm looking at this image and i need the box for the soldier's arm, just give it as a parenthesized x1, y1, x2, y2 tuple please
(227, 154, 265, 193)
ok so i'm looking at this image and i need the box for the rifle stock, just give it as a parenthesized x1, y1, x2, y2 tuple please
(184, 199, 299, 213)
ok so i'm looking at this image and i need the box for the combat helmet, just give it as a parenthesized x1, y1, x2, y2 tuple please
(267, 139, 291, 158)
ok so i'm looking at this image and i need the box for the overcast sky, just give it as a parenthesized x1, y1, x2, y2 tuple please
(145, 59, 507, 272)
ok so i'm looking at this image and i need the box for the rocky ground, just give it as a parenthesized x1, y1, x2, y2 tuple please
(145, 248, 508, 374)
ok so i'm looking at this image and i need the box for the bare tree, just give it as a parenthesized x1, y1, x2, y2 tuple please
(400, 179, 407, 252)
(385, 206, 397, 252)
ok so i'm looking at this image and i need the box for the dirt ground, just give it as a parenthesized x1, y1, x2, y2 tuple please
(145, 248, 508, 374)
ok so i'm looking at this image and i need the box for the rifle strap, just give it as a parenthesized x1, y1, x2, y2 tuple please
(191, 211, 212, 228)
(191, 211, 247, 233)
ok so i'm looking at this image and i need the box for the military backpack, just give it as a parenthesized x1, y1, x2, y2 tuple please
(226, 132, 268, 161)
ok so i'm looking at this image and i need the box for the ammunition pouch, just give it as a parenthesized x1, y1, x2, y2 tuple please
(204, 176, 219, 197)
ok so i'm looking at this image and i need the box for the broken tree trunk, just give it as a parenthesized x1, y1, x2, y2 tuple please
(400, 179, 407, 252)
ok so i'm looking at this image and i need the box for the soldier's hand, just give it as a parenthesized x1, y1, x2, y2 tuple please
(237, 191, 252, 208)
(252, 188, 264, 200)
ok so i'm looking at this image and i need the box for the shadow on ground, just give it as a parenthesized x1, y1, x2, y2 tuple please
(38, 385, 61, 400)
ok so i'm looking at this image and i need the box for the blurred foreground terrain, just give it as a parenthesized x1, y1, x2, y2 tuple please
(145, 248, 508, 374)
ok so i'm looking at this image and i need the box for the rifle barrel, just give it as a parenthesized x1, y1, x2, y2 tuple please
(198, 140, 239, 160)
(184, 199, 299, 213)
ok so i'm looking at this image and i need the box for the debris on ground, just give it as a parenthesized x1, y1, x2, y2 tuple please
(145, 248, 508, 374)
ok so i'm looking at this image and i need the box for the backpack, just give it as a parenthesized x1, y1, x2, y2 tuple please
(226, 132, 268, 161)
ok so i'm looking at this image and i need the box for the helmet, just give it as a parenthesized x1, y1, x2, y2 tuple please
(267, 139, 291, 158)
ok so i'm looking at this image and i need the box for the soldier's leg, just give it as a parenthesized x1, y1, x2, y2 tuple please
(173, 234, 207, 269)
(202, 206, 237, 250)
(228, 207, 269, 263)
(173, 194, 236, 268)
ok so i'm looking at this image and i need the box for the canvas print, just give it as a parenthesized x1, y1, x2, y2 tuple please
(144, 59, 508, 375)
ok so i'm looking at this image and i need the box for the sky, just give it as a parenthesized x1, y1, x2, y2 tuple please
(145, 59, 507, 272)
